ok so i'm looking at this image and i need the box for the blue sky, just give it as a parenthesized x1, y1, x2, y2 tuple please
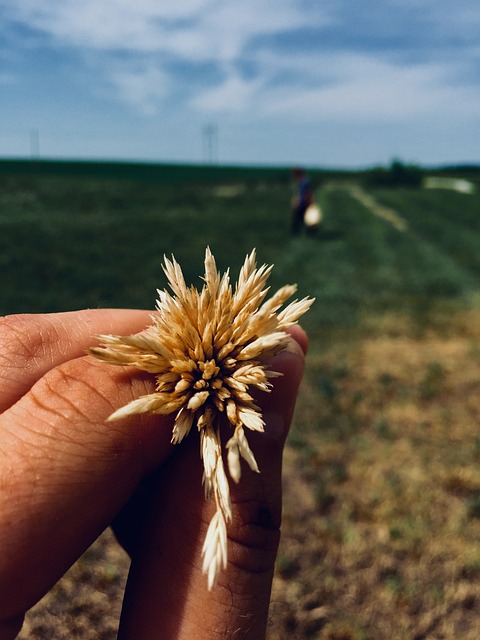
(1, 0, 479, 168)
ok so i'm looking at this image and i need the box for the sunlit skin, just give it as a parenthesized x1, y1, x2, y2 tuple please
(0, 308, 307, 639)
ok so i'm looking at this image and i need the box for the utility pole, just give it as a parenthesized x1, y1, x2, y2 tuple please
(30, 128, 40, 159)
(203, 124, 218, 164)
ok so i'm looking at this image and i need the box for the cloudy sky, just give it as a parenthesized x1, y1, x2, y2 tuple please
(1, 0, 479, 168)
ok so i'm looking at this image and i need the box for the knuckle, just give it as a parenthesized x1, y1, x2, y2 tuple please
(18, 358, 138, 464)
(0, 314, 60, 369)
(228, 499, 281, 574)
(29, 357, 115, 421)
(27, 356, 155, 433)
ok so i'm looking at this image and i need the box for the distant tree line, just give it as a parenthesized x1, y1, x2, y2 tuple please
(363, 160, 423, 188)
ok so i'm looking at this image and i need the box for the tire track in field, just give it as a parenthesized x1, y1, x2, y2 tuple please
(345, 184, 409, 232)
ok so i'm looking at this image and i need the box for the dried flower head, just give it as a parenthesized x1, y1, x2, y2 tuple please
(90, 247, 313, 588)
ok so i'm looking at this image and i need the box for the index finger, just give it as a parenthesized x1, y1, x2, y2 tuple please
(0, 309, 153, 413)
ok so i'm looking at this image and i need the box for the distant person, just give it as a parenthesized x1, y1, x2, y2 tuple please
(291, 167, 313, 235)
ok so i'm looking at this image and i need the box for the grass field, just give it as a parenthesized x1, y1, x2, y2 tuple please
(2, 162, 480, 638)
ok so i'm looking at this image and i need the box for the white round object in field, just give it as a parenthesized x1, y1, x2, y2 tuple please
(304, 203, 322, 227)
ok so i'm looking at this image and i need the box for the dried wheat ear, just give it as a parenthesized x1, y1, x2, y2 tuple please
(89, 247, 313, 588)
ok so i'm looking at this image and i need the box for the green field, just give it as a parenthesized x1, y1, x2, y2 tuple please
(3, 161, 480, 639)
(1, 163, 479, 330)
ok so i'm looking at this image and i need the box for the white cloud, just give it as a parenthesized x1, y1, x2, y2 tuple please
(105, 63, 170, 115)
(262, 56, 471, 121)
(2, 0, 324, 62)
(192, 70, 263, 112)
(2, 0, 333, 117)
(2, 0, 479, 142)
(2, 0, 211, 48)
(191, 51, 480, 125)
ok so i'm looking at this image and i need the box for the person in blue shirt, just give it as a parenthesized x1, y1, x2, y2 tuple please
(291, 167, 313, 235)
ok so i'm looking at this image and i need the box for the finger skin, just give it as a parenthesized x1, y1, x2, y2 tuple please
(0, 309, 153, 413)
(0, 311, 307, 639)
(118, 329, 307, 639)
(0, 311, 174, 627)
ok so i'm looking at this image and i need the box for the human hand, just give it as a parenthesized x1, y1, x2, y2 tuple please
(0, 309, 307, 639)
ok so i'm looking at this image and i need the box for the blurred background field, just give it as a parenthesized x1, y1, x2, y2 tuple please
(3, 160, 480, 638)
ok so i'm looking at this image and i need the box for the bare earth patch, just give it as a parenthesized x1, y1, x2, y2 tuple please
(270, 310, 480, 639)
(20, 310, 480, 639)
(18, 531, 129, 639)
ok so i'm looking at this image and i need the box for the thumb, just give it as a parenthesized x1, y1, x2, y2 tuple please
(118, 327, 307, 640)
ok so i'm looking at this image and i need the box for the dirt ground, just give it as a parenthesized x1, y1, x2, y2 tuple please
(269, 310, 480, 639)
(17, 532, 129, 639)
(18, 310, 480, 639)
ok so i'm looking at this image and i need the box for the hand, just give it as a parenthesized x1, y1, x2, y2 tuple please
(0, 309, 307, 639)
